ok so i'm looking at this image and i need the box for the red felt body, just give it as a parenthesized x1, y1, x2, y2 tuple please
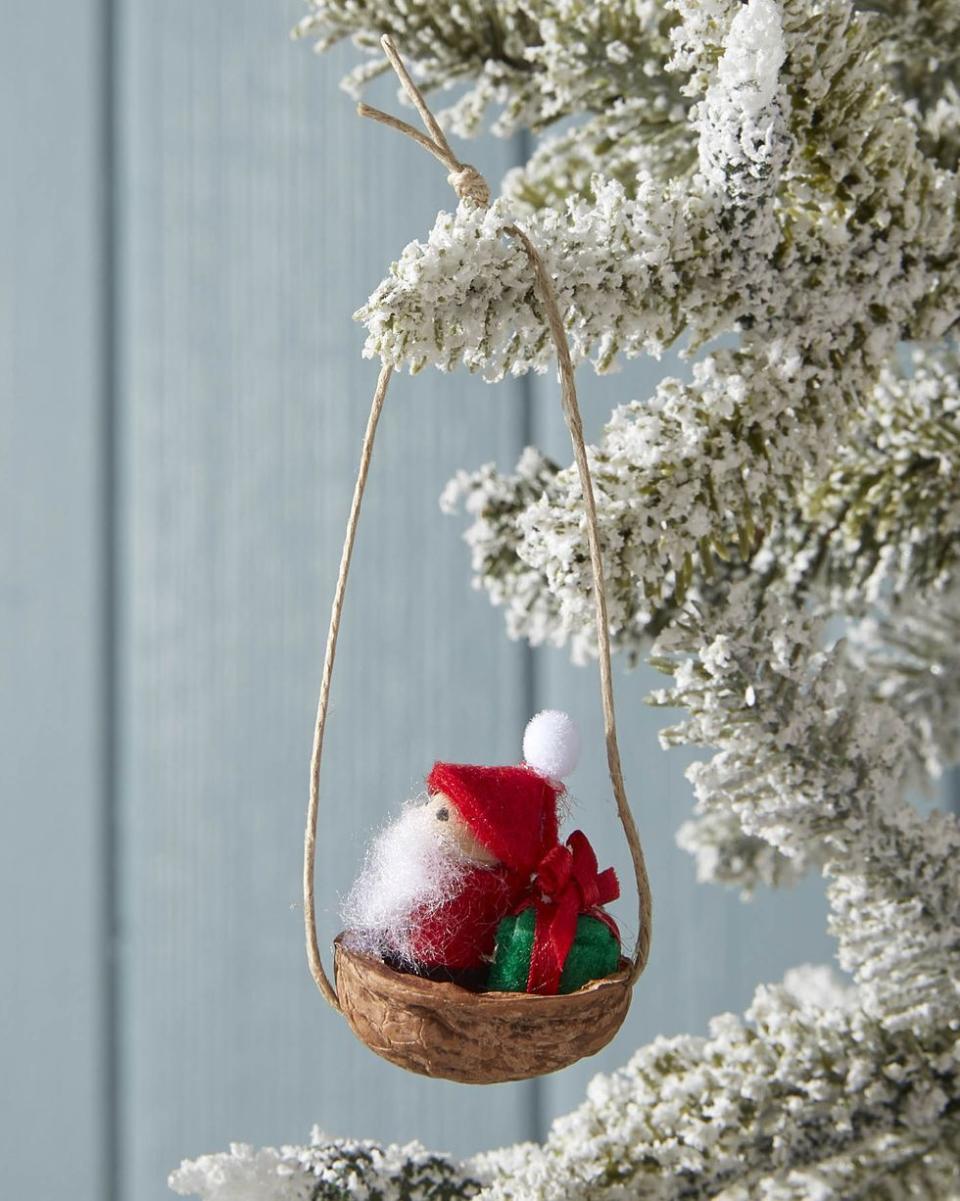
(408, 863, 528, 970)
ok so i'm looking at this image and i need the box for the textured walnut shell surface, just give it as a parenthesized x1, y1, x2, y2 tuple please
(333, 936, 633, 1084)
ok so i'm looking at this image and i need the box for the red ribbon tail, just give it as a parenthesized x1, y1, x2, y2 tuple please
(597, 866, 620, 904)
(527, 898, 578, 995)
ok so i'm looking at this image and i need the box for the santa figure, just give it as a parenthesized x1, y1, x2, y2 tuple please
(342, 711, 621, 993)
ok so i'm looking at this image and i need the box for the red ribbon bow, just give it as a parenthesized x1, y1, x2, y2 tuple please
(519, 830, 620, 995)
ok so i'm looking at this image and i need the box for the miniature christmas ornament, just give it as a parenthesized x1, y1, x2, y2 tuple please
(341, 748, 561, 981)
(341, 712, 622, 997)
(301, 36, 652, 1084)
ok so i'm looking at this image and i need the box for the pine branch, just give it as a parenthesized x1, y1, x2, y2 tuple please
(483, 976, 959, 1201)
(442, 343, 960, 663)
(858, 0, 960, 79)
(441, 346, 858, 660)
(731, 1125, 960, 1201)
(849, 585, 960, 782)
(797, 347, 960, 607)
(170, 1137, 483, 1201)
(654, 579, 960, 1032)
(294, 1, 680, 138)
(501, 100, 696, 214)
(869, 5, 960, 174)
(675, 808, 820, 898)
(439, 448, 568, 649)
(674, 573, 960, 899)
(354, 0, 958, 380)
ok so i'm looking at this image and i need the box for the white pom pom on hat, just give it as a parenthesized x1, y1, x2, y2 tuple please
(523, 710, 581, 781)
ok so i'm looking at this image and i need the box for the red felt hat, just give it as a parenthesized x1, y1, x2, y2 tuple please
(426, 762, 560, 876)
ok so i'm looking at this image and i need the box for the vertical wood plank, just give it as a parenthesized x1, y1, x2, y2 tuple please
(0, 4, 109, 1198)
(527, 360, 836, 1127)
(118, 4, 534, 1197)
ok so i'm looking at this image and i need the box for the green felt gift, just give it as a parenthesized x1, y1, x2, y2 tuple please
(487, 907, 620, 994)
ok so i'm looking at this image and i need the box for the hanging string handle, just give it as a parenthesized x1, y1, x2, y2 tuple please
(304, 37, 653, 1010)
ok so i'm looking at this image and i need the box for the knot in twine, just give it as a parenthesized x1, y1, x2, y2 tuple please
(357, 37, 494, 212)
(447, 164, 491, 209)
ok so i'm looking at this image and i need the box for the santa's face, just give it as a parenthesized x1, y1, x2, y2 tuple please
(341, 792, 495, 965)
(421, 790, 498, 866)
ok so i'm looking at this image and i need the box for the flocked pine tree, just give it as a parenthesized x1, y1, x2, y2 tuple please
(171, 0, 960, 1196)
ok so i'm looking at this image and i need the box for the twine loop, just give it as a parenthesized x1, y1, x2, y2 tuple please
(304, 35, 653, 1014)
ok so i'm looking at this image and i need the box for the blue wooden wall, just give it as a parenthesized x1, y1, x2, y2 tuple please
(3, 4, 951, 1201)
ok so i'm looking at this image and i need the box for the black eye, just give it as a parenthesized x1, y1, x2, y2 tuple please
(436, 807, 449, 822)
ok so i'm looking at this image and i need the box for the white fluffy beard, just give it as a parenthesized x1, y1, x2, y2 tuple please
(341, 798, 471, 966)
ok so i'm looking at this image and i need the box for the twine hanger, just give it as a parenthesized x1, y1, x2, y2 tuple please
(303, 36, 653, 1013)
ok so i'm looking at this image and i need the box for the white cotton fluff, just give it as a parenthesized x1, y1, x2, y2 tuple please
(523, 710, 581, 781)
(341, 798, 470, 965)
